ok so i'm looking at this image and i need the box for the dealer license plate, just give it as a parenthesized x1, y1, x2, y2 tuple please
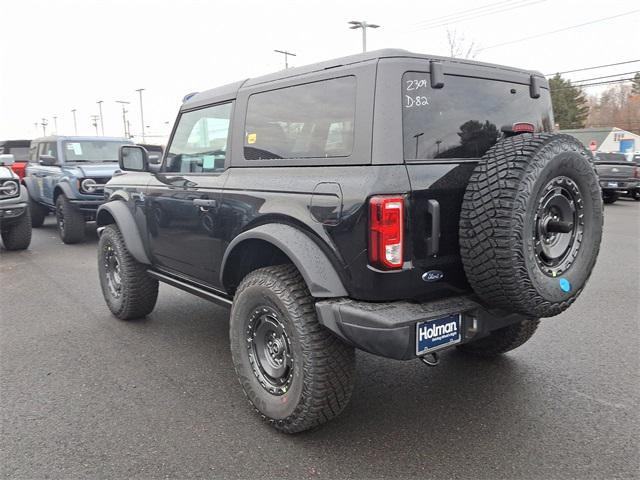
(416, 314, 462, 355)
(607, 182, 618, 187)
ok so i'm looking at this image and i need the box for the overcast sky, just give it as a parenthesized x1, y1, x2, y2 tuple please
(1, 0, 638, 142)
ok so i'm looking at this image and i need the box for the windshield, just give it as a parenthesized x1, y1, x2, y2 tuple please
(8, 147, 29, 161)
(62, 140, 129, 163)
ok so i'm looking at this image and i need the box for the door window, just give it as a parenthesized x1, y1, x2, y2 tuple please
(165, 103, 232, 173)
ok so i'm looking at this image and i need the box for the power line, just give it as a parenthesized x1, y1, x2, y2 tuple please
(545, 59, 640, 76)
(480, 9, 640, 50)
(551, 78, 635, 90)
(572, 71, 639, 83)
(407, 0, 517, 28)
(405, 0, 545, 32)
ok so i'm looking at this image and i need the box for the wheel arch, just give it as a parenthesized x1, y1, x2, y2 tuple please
(220, 223, 348, 298)
(96, 201, 150, 264)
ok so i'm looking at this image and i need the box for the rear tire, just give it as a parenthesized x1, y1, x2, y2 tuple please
(229, 264, 356, 433)
(460, 133, 603, 318)
(98, 224, 158, 320)
(28, 193, 47, 227)
(457, 319, 540, 357)
(1, 208, 32, 250)
(55, 194, 85, 244)
(602, 191, 619, 204)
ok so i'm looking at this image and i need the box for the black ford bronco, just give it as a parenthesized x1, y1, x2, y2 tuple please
(96, 50, 603, 433)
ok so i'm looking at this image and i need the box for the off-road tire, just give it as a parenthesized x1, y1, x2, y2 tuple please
(1, 208, 32, 250)
(602, 191, 619, 204)
(460, 133, 603, 318)
(230, 264, 356, 434)
(98, 224, 158, 320)
(55, 194, 85, 244)
(457, 319, 540, 357)
(28, 193, 47, 227)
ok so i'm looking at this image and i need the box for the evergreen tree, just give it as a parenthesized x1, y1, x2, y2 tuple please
(632, 73, 640, 95)
(549, 74, 589, 129)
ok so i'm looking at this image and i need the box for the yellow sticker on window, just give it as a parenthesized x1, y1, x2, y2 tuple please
(247, 133, 257, 144)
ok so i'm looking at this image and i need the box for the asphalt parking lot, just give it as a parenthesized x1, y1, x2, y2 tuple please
(1, 200, 638, 480)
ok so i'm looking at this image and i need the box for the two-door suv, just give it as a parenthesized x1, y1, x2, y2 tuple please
(0, 154, 32, 250)
(96, 50, 603, 433)
(24, 136, 132, 243)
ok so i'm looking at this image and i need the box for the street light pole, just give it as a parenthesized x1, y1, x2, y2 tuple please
(348, 20, 380, 52)
(115, 101, 130, 138)
(41, 118, 48, 136)
(274, 49, 296, 69)
(135, 88, 146, 142)
(97, 100, 104, 135)
(71, 109, 78, 135)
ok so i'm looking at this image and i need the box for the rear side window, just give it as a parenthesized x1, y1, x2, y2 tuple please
(244, 76, 356, 160)
(402, 72, 553, 161)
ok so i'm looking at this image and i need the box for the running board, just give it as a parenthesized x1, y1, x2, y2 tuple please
(147, 269, 233, 308)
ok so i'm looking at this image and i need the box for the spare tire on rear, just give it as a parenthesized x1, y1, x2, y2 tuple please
(459, 133, 603, 318)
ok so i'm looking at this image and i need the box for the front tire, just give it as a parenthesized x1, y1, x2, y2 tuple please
(457, 319, 540, 357)
(602, 191, 619, 204)
(229, 265, 356, 433)
(98, 224, 158, 320)
(55, 194, 85, 244)
(1, 208, 32, 250)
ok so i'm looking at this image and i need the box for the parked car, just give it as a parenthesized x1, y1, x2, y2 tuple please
(0, 140, 31, 179)
(592, 151, 639, 203)
(95, 49, 603, 433)
(24, 136, 133, 243)
(0, 154, 31, 250)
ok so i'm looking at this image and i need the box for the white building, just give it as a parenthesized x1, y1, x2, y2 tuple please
(559, 127, 640, 154)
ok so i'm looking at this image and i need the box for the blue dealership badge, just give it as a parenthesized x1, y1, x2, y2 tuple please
(559, 278, 571, 292)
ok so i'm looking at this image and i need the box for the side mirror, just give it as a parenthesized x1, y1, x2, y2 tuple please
(39, 155, 58, 166)
(119, 145, 149, 172)
(0, 154, 15, 166)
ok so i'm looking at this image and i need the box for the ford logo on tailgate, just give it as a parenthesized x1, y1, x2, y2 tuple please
(422, 270, 444, 282)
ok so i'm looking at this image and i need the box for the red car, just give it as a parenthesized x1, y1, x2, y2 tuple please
(0, 140, 31, 179)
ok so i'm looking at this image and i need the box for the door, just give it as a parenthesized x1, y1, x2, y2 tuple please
(146, 102, 233, 287)
(29, 142, 61, 205)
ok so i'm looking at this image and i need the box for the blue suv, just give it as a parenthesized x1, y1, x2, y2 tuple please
(24, 136, 132, 243)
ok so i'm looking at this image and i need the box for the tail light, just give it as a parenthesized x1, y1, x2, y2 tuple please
(634, 166, 639, 179)
(501, 122, 535, 135)
(369, 196, 404, 269)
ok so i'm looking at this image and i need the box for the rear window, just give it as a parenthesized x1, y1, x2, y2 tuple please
(595, 153, 627, 162)
(8, 147, 29, 161)
(244, 76, 356, 160)
(402, 72, 552, 161)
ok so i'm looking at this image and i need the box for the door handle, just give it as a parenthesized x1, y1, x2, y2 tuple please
(193, 198, 217, 209)
(426, 199, 440, 256)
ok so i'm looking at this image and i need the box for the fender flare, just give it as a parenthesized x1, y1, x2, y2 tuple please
(96, 201, 151, 264)
(53, 182, 74, 201)
(21, 176, 40, 199)
(220, 223, 348, 298)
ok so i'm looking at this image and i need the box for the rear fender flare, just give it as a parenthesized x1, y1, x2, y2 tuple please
(221, 223, 348, 298)
(96, 200, 150, 264)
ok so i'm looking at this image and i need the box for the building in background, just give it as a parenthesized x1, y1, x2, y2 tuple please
(560, 127, 640, 154)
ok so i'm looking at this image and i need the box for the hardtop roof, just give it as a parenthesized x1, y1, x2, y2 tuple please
(31, 136, 131, 143)
(183, 48, 546, 109)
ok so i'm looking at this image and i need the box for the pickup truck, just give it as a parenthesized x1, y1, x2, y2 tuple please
(593, 152, 640, 203)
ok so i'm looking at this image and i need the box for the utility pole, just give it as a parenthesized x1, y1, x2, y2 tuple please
(40, 118, 48, 136)
(90, 115, 100, 136)
(274, 49, 296, 69)
(135, 88, 146, 142)
(97, 100, 104, 135)
(115, 101, 130, 138)
(348, 20, 380, 52)
(52, 116, 58, 134)
(71, 109, 78, 135)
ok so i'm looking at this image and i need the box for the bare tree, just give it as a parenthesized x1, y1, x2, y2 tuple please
(446, 29, 479, 59)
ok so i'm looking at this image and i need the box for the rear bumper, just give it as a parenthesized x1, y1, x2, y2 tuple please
(599, 179, 638, 191)
(315, 296, 528, 360)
